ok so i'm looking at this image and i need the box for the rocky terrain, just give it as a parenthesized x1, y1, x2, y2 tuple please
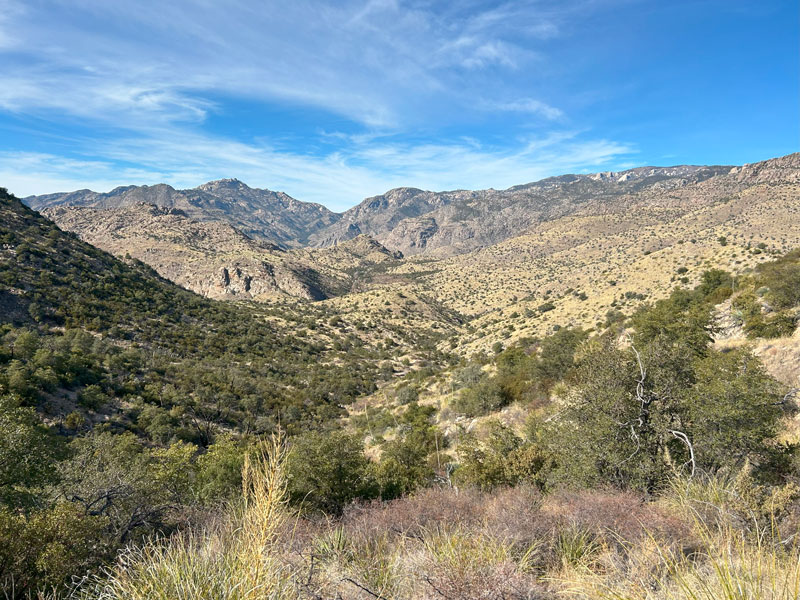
(27, 153, 800, 355)
(41, 203, 342, 301)
(27, 179, 339, 247)
(401, 153, 800, 351)
(308, 164, 733, 256)
(27, 163, 743, 258)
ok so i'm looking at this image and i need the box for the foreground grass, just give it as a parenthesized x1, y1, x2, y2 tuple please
(67, 453, 800, 600)
(73, 437, 293, 600)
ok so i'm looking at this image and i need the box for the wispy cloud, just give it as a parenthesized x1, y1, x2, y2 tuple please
(0, 0, 579, 127)
(483, 98, 564, 120)
(0, 0, 642, 208)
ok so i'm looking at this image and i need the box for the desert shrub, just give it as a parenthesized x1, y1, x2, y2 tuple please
(416, 526, 542, 600)
(744, 312, 797, 338)
(73, 438, 293, 600)
(363, 401, 441, 492)
(0, 394, 59, 507)
(285, 430, 373, 514)
(756, 249, 800, 309)
(452, 363, 484, 389)
(455, 422, 549, 491)
(77, 385, 108, 410)
(453, 378, 511, 417)
(572, 507, 800, 600)
(0, 503, 109, 596)
(540, 488, 690, 545)
(195, 436, 250, 504)
(395, 384, 419, 405)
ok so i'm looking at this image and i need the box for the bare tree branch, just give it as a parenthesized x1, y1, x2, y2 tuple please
(669, 429, 696, 478)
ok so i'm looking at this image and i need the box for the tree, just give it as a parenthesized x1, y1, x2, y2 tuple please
(546, 334, 788, 492)
(195, 435, 248, 504)
(453, 378, 510, 417)
(373, 436, 433, 500)
(545, 338, 678, 491)
(55, 432, 195, 542)
(285, 431, 372, 514)
(0, 395, 57, 507)
(687, 348, 786, 473)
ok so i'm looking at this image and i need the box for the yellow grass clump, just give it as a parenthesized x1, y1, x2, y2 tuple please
(74, 435, 293, 600)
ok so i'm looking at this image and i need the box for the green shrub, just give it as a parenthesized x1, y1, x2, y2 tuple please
(285, 431, 373, 514)
(452, 378, 510, 417)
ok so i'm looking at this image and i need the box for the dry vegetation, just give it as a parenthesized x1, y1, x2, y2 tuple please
(69, 441, 800, 600)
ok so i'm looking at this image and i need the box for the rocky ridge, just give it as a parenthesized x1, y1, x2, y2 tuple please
(307, 164, 734, 256)
(28, 179, 340, 247)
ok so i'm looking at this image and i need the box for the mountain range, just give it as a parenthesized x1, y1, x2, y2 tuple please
(23, 153, 800, 353)
(26, 160, 774, 257)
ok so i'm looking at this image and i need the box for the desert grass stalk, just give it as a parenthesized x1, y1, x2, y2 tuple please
(73, 435, 293, 600)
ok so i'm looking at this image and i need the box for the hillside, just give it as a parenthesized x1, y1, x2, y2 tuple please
(29, 154, 800, 359)
(308, 164, 733, 256)
(5, 176, 800, 599)
(41, 203, 343, 301)
(380, 153, 800, 352)
(0, 187, 458, 441)
(30, 159, 794, 260)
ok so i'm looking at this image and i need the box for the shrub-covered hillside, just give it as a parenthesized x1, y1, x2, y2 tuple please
(1, 187, 387, 435)
(0, 187, 411, 596)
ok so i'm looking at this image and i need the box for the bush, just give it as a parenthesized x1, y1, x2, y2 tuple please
(455, 422, 549, 490)
(452, 378, 511, 417)
(285, 431, 373, 514)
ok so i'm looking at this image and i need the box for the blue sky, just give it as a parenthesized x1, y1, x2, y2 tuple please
(0, 0, 796, 210)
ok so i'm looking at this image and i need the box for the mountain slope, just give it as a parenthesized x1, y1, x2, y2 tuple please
(0, 187, 403, 433)
(394, 154, 800, 352)
(41, 203, 342, 301)
(26, 156, 798, 260)
(26, 179, 340, 247)
(308, 164, 734, 256)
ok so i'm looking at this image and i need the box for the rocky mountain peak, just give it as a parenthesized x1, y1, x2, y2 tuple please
(195, 178, 248, 191)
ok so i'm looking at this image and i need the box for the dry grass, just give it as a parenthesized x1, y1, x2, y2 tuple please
(67, 462, 800, 600)
(72, 435, 295, 600)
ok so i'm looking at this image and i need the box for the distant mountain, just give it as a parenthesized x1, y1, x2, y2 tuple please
(307, 165, 736, 256)
(9, 153, 800, 355)
(23, 165, 741, 257)
(24, 154, 800, 262)
(26, 179, 340, 247)
(40, 203, 414, 302)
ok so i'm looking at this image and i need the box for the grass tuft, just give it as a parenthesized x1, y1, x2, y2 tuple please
(73, 435, 293, 600)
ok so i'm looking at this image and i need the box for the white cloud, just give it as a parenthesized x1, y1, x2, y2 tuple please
(483, 98, 564, 120)
(0, 0, 638, 210)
